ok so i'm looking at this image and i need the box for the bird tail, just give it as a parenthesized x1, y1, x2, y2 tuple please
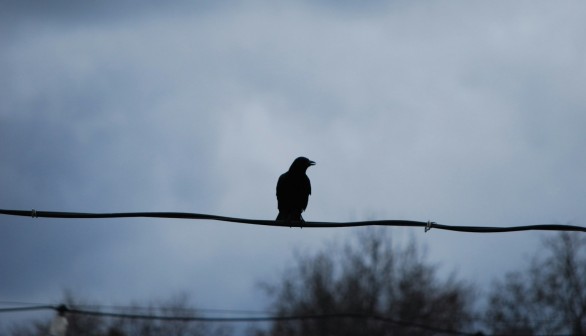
(276, 212, 303, 222)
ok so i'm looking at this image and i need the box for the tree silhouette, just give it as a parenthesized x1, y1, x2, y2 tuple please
(254, 228, 478, 336)
(485, 232, 586, 335)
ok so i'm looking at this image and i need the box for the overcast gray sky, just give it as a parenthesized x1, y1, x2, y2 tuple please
(1, 0, 585, 331)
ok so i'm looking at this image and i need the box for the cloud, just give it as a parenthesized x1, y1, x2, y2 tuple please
(1, 1, 586, 331)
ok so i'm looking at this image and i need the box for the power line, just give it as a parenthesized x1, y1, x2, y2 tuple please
(1, 208, 584, 233)
(0, 300, 52, 306)
(0, 305, 55, 313)
(57, 303, 274, 317)
(0, 303, 574, 336)
(0, 304, 480, 336)
(68, 309, 480, 336)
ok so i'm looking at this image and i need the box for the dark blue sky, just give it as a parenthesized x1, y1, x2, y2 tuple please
(1, 0, 585, 332)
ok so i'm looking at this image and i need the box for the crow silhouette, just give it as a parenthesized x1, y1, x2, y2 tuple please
(276, 157, 315, 221)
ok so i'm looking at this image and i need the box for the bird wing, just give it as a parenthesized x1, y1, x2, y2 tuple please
(276, 172, 291, 211)
(277, 172, 311, 212)
(301, 175, 311, 210)
(276, 173, 287, 200)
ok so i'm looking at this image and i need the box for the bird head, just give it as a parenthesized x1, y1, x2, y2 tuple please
(290, 157, 316, 173)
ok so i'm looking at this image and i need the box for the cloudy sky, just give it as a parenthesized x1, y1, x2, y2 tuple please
(1, 0, 585, 330)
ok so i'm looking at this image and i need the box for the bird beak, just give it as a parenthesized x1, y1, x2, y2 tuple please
(309, 160, 316, 166)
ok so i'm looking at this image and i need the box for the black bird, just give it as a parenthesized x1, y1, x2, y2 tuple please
(276, 157, 316, 221)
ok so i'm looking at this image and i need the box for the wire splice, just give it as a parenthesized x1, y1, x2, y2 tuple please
(425, 220, 434, 232)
